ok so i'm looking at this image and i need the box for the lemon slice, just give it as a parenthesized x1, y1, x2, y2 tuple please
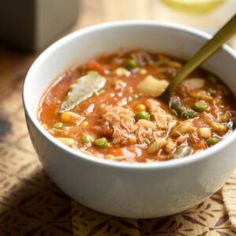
(162, 0, 226, 14)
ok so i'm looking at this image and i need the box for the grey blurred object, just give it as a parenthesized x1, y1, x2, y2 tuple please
(0, 0, 78, 51)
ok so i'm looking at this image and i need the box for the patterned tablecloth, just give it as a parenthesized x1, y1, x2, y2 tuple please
(1, 1, 236, 235)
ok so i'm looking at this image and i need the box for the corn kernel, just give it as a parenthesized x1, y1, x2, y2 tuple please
(81, 120, 89, 128)
(101, 103, 106, 109)
(115, 67, 130, 77)
(60, 111, 81, 123)
(211, 122, 228, 134)
(42, 124, 48, 130)
(220, 115, 229, 122)
(53, 122, 63, 129)
(105, 154, 115, 160)
(140, 69, 147, 75)
(129, 136, 137, 144)
(57, 137, 75, 146)
(135, 104, 146, 112)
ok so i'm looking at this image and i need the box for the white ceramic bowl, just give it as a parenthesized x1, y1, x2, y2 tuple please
(23, 21, 236, 219)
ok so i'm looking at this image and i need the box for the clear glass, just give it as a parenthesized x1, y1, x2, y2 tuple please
(100, 0, 236, 48)
(153, 0, 236, 47)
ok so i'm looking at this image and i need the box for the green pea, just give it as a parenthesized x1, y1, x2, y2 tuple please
(125, 59, 139, 70)
(193, 101, 208, 112)
(206, 137, 220, 146)
(53, 122, 63, 129)
(181, 109, 198, 119)
(135, 111, 150, 121)
(81, 134, 94, 144)
(94, 137, 109, 148)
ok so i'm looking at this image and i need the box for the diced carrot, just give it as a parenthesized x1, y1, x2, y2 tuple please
(109, 148, 123, 156)
(87, 59, 106, 75)
(193, 118, 207, 128)
(195, 140, 206, 150)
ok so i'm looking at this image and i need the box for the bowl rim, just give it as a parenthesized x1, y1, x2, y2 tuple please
(23, 20, 236, 170)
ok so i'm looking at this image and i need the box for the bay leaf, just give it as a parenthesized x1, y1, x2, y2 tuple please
(59, 72, 106, 112)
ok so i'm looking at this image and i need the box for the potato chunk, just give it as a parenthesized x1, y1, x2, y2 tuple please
(137, 75, 169, 97)
(183, 78, 205, 91)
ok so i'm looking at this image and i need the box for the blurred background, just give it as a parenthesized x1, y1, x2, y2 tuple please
(0, 0, 236, 52)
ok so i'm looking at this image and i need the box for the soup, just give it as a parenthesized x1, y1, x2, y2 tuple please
(39, 50, 236, 162)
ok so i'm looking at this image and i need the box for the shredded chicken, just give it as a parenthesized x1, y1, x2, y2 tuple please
(145, 99, 174, 129)
(101, 101, 176, 145)
(171, 120, 196, 137)
(102, 105, 136, 144)
(135, 120, 163, 145)
(93, 120, 113, 137)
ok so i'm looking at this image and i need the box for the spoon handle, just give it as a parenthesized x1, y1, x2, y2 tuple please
(162, 14, 236, 103)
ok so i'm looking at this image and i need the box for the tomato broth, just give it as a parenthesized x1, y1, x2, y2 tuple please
(39, 50, 236, 162)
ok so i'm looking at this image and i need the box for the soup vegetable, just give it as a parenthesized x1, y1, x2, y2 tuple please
(39, 50, 236, 162)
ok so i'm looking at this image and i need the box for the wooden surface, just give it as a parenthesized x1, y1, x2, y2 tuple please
(0, 0, 236, 235)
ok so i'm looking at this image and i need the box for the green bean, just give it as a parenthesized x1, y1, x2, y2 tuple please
(94, 137, 109, 148)
(135, 111, 150, 121)
(170, 97, 198, 119)
(206, 137, 220, 146)
(125, 59, 139, 70)
(170, 97, 185, 115)
(181, 109, 198, 119)
(193, 101, 208, 112)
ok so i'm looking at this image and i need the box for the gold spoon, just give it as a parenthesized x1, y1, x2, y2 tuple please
(160, 14, 236, 103)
